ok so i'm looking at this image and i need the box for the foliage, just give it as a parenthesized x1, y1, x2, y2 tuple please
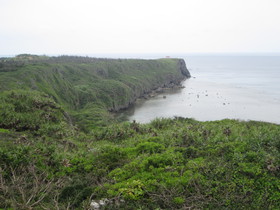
(0, 55, 187, 130)
(1, 117, 279, 209)
(0, 56, 279, 209)
(0, 90, 72, 137)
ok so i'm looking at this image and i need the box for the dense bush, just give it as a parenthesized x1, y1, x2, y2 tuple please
(0, 90, 72, 137)
(1, 116, 280, 209)
(99, 119, 280, 209)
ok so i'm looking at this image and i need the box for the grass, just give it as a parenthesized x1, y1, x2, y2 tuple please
(0, 55, 279, 209)
(0, 118, 279, 209)
(0, 56, 188, 129)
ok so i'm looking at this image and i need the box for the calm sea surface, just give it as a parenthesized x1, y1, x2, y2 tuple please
(120, 56, 280, 124)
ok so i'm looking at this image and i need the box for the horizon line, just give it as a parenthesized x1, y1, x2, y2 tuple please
(1, 52, 280, 58)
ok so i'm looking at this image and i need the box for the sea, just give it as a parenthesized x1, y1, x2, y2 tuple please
(120, 55, 280, 124)
(2, 53, 280, 124)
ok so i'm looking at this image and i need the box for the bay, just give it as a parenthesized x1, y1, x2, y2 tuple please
(120, 56, 280, 124)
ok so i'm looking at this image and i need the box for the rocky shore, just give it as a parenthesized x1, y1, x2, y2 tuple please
(110, 59, 191, 111)
(141, 81, 185, 99)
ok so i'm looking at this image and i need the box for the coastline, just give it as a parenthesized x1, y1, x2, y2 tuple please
(119, 55, 280, 125)
(109, 59, 191, 112)
(122, 78, 280, 125)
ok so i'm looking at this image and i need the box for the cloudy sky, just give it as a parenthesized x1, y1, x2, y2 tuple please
(1, 0, 280, 55)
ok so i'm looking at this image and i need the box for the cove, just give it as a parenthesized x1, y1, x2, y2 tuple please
(119, 56, 280, 124)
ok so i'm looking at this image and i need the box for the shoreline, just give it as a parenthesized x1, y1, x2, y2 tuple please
(121, 78, 280, 125)
(109, 59, 191, 112)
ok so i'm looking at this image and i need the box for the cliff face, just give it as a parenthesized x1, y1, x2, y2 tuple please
(0, 56, 191, 128)
(178, 59, 191, 78)
(98, 58, 191, 112)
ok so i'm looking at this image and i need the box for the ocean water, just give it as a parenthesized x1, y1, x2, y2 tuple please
(187, 56, 280, 99)
(122, 56, 280, 124)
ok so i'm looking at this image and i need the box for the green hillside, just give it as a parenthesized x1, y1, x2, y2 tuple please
(0, 55, 189, 129)
(0, 55, 279, 209)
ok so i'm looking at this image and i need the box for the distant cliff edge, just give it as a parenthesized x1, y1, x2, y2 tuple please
(0, 55, 191, 128)
(179, 59, 191, 78)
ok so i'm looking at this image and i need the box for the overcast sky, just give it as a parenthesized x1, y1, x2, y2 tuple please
(1, 0, 280, 55)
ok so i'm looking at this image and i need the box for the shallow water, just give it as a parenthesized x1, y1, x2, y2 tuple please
(119, 56, 280, 124)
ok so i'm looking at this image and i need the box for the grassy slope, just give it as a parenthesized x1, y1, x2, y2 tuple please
(0, 55, 187, 129)
(0, 118, 279, 209)
(0, 55, 279, 209)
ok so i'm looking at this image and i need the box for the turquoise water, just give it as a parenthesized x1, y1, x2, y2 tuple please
(122, 56, 280, 124)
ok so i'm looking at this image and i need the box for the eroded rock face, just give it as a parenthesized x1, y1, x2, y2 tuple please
(110, 58, 191, 112)
(178, 59, 191, 78)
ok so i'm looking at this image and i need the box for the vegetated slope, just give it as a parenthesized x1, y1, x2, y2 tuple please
(0, 55, 279, 209)
(0, 118, 279, 209)
(0, 55, 190, 129)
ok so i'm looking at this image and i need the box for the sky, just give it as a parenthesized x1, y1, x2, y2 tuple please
(1, 0, 280, 55)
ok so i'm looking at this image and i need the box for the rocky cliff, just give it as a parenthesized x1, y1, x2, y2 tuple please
(178, 59, 191, 77)
(0, 55, 191, 128)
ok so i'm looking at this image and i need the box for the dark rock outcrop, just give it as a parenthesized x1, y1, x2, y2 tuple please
(178, 59, 191, 78)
